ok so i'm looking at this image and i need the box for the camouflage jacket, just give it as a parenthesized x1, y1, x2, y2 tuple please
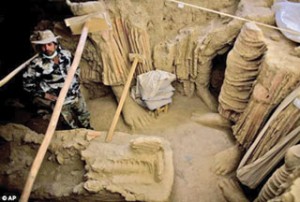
(23, 49, 80, 104)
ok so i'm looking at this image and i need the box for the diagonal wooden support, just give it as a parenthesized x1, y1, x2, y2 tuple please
(105, 53, 145, 143)
(20, 12, 111, 202)
(0, 54, 38, 88)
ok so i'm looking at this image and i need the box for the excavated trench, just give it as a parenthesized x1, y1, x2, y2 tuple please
(0, 0, 231, 133)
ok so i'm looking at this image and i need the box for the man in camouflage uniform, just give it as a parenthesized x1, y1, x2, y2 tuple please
(23, 30, 92, 129)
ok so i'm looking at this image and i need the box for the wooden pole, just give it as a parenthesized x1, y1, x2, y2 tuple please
(166, 0, 300, 36)
(0, 54, 38, 88)
(19, 25, 89, 202)
(105, 56, 139, 142)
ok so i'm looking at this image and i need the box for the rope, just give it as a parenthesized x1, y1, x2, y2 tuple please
(166, 0, 300, 36)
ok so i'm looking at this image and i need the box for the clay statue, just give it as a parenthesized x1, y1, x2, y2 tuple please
(255, 144, 300, 202)
(218, 144, 300, 202)
(190, 2, 300, 201)
(62, 0, 155, 130)
(0, 123, 174, 201)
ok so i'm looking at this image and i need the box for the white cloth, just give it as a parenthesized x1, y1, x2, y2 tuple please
(131, 70, 176, 110)
(272, 0, 300, 43)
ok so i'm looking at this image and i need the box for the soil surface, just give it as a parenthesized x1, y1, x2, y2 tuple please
(86, 90, 235, 202)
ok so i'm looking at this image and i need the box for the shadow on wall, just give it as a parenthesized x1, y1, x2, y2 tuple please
(210, 51, 230, 99)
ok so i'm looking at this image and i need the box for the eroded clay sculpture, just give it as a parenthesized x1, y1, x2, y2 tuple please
(0, 123, 174, 202)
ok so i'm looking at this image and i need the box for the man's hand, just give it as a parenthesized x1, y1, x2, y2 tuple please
(44, 93, 58, 101)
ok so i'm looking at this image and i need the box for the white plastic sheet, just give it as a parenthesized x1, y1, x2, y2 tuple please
(131, 70, 176, 110)
(272, 0, 300, 43)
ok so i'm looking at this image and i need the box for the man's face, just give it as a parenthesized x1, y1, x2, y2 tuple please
(41, 42, 57, 56)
